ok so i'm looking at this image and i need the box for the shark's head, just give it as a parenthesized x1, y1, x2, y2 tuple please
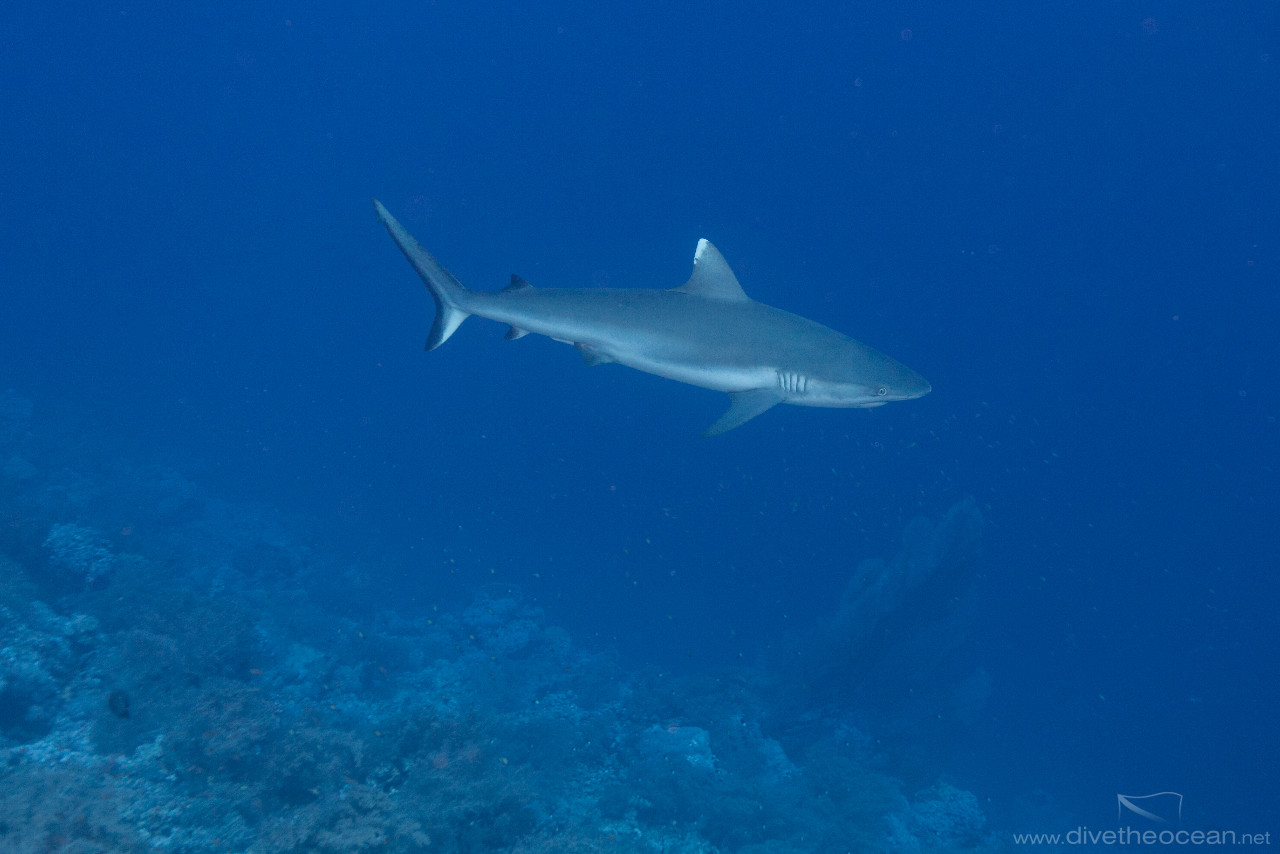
(856, 363, 931, 407)
(861, 346, 931, 406)
(797, 340, 931, 409)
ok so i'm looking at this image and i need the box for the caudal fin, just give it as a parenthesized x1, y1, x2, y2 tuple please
(373, 199, 470, 350)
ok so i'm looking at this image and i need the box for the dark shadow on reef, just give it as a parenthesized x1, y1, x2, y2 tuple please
(772, 499, 988, 766)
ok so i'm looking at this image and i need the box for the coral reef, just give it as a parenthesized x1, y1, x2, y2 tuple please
(795, 497, 988, 747)
(0, 391, 1006, 853)
(43, 522, 117, 588)
(0, 593, 98, 746)
(885, 781, 992, 853)
(822, 498, 984, 675)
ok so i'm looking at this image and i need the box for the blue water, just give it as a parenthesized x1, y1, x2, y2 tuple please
(1, 2, 1276, 849)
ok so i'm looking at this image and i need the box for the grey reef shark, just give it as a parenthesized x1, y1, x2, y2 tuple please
(374, 200, 930, 436)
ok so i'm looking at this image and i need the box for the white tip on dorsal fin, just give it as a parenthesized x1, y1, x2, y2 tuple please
(672, 239, 749, 301)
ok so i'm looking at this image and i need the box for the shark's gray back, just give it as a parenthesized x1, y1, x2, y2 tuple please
(462, 286, 856, 373)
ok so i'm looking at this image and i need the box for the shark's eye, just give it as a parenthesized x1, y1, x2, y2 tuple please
(876, 386, 888, 396)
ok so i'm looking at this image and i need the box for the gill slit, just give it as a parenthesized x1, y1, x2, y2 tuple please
(777, 371, 809, 394)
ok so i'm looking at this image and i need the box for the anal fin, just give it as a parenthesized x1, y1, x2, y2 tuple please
(505, 326, 530, 340)
(574, 342, 614, 366)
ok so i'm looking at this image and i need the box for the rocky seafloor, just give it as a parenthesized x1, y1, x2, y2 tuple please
(0, 390, 1013, 853)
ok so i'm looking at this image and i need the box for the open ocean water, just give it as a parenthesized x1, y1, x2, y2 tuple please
(0, 2, 1276, 851)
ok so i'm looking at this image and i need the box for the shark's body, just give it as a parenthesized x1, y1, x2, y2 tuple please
(374, 200, 930, 435)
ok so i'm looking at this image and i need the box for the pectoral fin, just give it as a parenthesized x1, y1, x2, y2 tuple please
(702, 390, 783, 437)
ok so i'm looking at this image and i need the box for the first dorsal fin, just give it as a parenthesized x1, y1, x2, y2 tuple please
(672, 239, 749, 302)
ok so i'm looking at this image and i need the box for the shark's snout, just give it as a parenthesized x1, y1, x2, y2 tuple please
(897, 372, 932, 400)
(866, 355, 931, 402)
